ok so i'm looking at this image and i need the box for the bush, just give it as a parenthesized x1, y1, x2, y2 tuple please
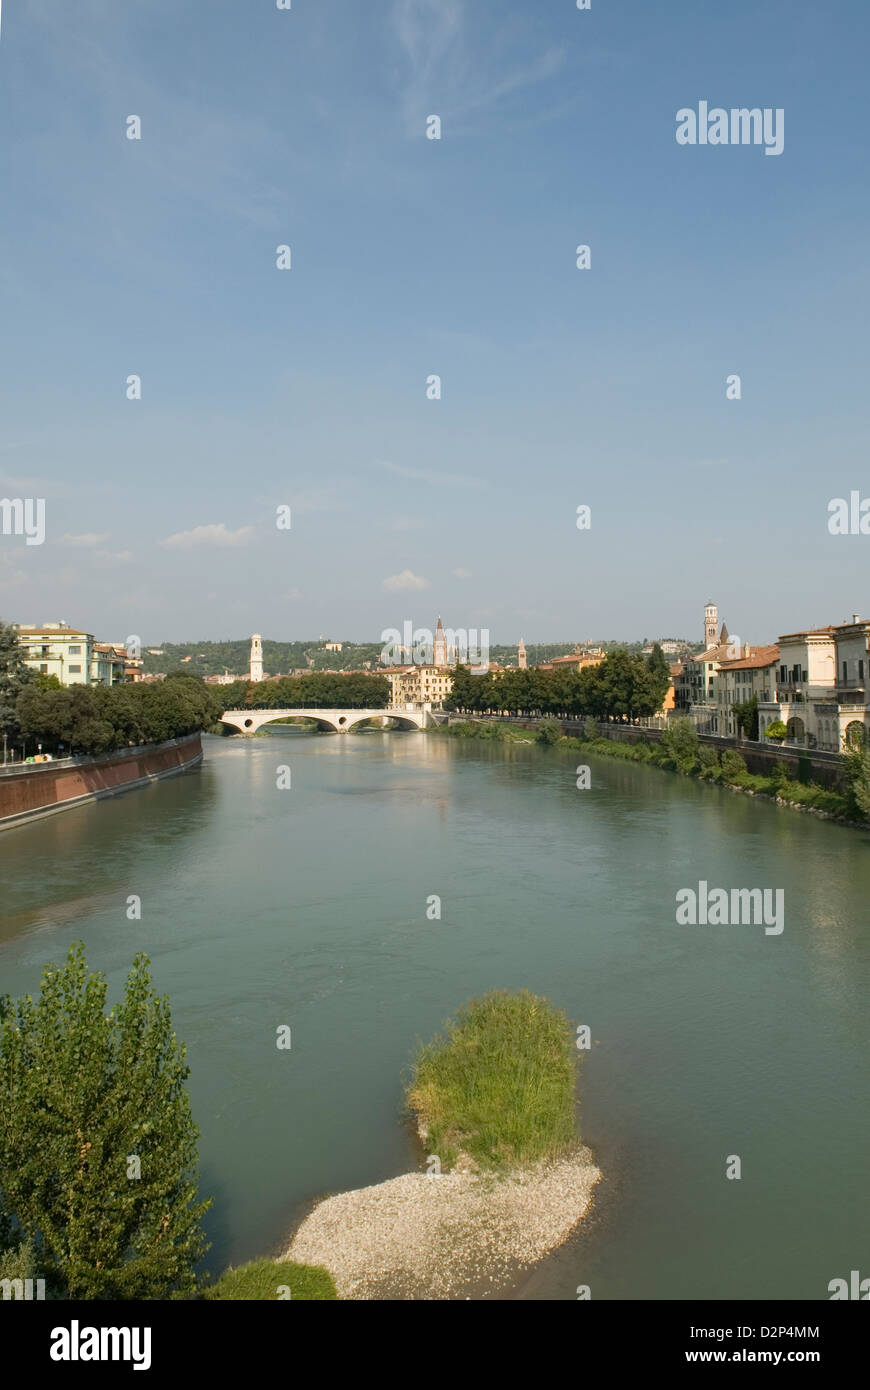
(407, 990, 579, 1173)
(719, 749, 748, 783)
(768, 760, 791, 791)
(203, 1259, 337, 1301)
(582, 716, 598, 741)
(661, 718, 699, 774)
(764, 720, 788, 743)
(697, 746, 721, 780)
(537, 716, 563, 745)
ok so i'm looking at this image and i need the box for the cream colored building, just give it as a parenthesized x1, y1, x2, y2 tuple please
(714, 645, 779, 737)
(384, 665, 453, 710)
(757, 626, 838, 749)
(17, 623, 97, 686)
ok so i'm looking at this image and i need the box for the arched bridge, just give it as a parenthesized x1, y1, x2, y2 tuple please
(220, 707, 429, 735)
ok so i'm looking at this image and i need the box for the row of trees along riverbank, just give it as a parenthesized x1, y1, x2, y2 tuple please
(446, 647, 672, 720)
(1, 620, 224, 757)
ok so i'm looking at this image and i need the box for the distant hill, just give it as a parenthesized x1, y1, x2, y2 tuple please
(141, 637, 665, 677)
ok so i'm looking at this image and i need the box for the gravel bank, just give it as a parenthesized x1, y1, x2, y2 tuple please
(283, 1144, 600, 1300)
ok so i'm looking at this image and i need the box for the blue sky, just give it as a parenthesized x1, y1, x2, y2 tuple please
(1, 0, 868, 647)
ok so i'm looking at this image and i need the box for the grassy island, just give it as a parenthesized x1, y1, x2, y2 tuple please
(406, 990, 579, 1172)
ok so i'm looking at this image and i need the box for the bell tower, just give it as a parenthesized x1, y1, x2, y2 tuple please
(517, 639, 527, 669)
(249, 633, 264, 682)
(704, 603, 718, 650)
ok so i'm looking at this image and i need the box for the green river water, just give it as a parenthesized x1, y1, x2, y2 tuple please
(1, 729, 867, 1299)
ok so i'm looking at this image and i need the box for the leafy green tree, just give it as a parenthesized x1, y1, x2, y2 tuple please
(733, 695, 759, 740)
(646, 643, 670, 687)
(697, 746, 721, 780)
(764, 719, 788, 743)
(0, 618, 33, 741)
(0, 943, 211, 1299)
(842, 746, 870, 822)
(661, 718, 699, 773)
(582, 716, 598, 741)
(537, 716, 563, 745)
(720, 749, 748, 783)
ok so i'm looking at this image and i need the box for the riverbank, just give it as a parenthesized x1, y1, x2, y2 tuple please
(438, 720, 866, 829)
(0, 734, 203, 832)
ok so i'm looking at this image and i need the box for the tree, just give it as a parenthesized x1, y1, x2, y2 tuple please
(842, 746, 870, 823)
(0, 618, 32, 741)
(0, 944, 210, 1299)
(733, 695, 759, 740)
(720, 749, 748, 783)
(661, 717, 699, 773)
(537, 716, 563, 745)
(646, 643, 670, 687)
(764, 719, 788, 744)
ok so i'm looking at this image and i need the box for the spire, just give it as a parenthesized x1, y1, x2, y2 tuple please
(433, 616, 448, 669)
(719, 621, 729, 644)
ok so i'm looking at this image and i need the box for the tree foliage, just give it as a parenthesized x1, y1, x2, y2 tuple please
(444, 650, 671, 722)
(0, 944, 210, 1299)
(0, 618, 34, 740)
(11, 674, 224, 757)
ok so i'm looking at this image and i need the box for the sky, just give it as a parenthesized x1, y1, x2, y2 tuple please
(1, 0, 868, 648)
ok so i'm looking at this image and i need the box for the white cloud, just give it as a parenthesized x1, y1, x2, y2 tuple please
(452, 567, 472, 578)
(63, 532, 108, 547)
(159, 523, 254, 550)
(381, 569, 430, 592)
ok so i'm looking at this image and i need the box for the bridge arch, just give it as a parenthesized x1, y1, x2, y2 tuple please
(220, 707, 427, 735)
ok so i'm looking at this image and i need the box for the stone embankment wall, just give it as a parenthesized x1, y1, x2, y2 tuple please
(0, 734, 203, 832)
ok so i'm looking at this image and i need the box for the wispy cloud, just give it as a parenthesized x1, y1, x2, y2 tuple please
(381, 569, 430, 592)
(452, 567, 472, 579)
(63, 532, 108, 547)
(391, 0, 566, 135)
(159, 523, 254, 550)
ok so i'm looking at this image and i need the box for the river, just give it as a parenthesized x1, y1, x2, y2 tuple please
(1, 728, 867, 1299)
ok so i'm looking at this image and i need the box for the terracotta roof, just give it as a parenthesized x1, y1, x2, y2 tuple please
(17, 627, 89, 637)
(687, 643, 734, 663)
(776, 626, 838, 639)
(719, 645, 780, 671)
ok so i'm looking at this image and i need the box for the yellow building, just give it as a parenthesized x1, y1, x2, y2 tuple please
(384, 665, 454, 709)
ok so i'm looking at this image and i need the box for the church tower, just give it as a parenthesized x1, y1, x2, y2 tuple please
(249, 633, 263, 683)
(517, 639, 527, 670)
(704, 603, 718, 650)
(433, 616, 448, 669)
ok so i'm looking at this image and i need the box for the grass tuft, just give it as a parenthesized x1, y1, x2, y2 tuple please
(406, 989, 579, 1173)
(202, 1259, 337, 1300)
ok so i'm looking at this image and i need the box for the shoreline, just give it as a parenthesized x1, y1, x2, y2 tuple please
(281, 1145, 601, 1300)
(436, 720, 867, 831)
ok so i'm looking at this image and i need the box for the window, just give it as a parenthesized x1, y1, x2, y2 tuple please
(860, 660, 865, 679)
(68, 664, 81, 674)
(39, 664, 48, 673)
(69, 645, 81, 655)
